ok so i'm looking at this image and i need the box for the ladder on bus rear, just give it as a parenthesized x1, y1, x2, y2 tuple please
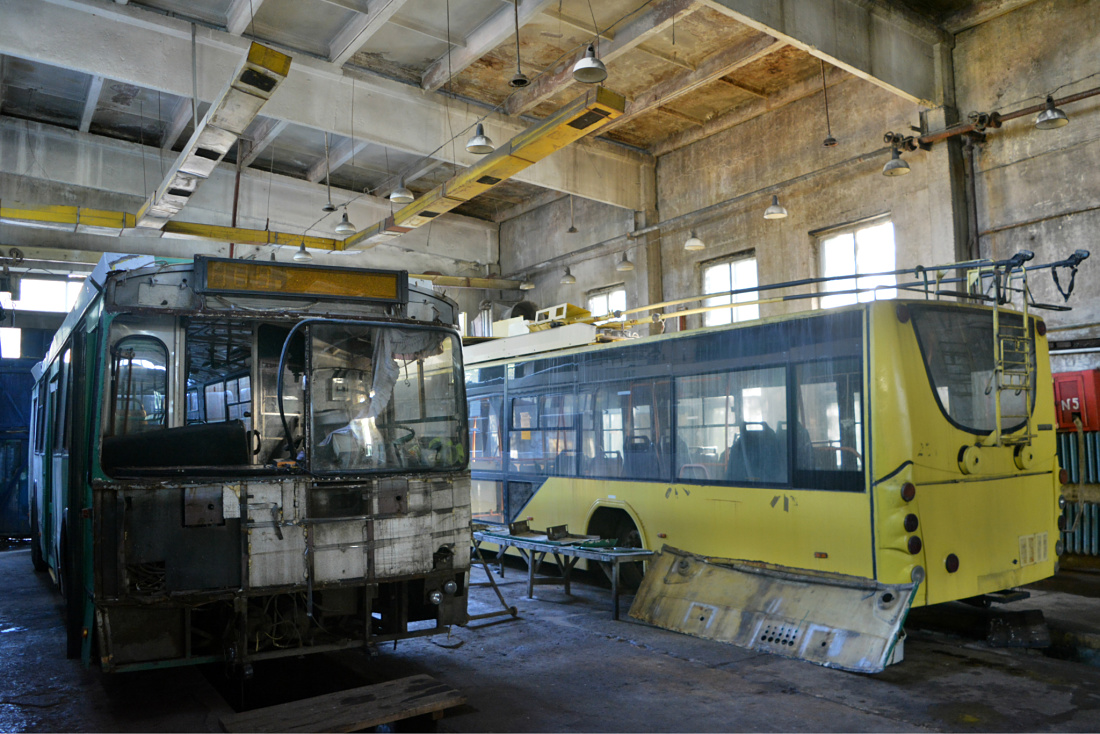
(984, 262, 1035, 447)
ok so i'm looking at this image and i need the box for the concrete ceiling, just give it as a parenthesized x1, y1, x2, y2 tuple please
(0, 0, 984, 269)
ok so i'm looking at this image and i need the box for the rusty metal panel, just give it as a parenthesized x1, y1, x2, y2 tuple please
(246, 481, 305, 588)
(629, 546, 916, 674)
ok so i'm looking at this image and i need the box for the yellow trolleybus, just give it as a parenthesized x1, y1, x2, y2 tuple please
(29, 255, 470, 673)
(465, 250, 1087, 607)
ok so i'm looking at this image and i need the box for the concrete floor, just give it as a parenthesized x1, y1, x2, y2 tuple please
(4, 545, 1100, 732)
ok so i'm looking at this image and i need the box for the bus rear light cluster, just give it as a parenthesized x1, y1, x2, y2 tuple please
(945, 553, 959, 573)
(900, 483, 916, 502)
(907, 536, 922, 554)
(1036, 320, 1047, 336)
(1058, 515, 1067, 531)
(903, 514, 919, 532)
(1060, 469, 1070, 485)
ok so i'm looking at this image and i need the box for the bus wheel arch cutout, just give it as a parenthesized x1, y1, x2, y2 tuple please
(587, 505, 647, 589)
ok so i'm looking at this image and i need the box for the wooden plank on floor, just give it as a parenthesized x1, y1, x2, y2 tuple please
(219, 674, 466, 733)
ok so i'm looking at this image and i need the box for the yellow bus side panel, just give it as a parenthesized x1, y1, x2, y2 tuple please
(516, 477, 874, 579)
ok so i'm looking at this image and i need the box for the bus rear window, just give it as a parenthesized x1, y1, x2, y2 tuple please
(909, 306, 1034, 434)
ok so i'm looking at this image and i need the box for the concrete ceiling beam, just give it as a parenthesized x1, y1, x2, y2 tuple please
(698, 0, 950, 106)
(238, 118, 288, 168)
(78, 75, 104, 133)
(161, 97, 192, 149)
(421, 0, 556, 92)
(225, 0, 264, 36)
(329, 0, 411, 67)
(306, 136, 369, 183)
(505, 0, 695, 117)
(0, 117, 496, 264)
(941, 0, 1041, 34)
(651, 64, 848, 156)
(6, 0, 650, 210)
(600, 34, 785, 136)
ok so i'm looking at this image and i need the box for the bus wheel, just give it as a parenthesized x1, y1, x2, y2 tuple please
(29, 503, 47, 573)
(60, 528, 83, 659)
(614, 517, 645, 590)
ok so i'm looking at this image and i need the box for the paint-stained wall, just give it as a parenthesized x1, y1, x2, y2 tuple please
(497, 0, 1097, 366)
(952, 0, 1100, 371)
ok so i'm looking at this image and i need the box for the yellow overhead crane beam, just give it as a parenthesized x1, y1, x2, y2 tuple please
(343, 86, 626, 249)
(0, 76, 620, 291)
(135, 43, 291, 229)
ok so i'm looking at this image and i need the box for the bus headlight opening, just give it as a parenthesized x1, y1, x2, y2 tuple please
(903, 514, 919, 532)
(429, 590, 444, 605)
(945, 553, 959, 573)
(443, 580, 458, 595)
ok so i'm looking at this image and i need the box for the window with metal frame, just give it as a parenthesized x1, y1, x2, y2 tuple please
(703, 253, 759, 326)
(818, 219, 897, 308)
(587, 285, 626, 319)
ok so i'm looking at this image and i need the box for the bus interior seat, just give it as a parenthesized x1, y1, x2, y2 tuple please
(726, 422, 784, 483)
(102, 419, 251, 471)
(623, 435, 660, 478)
(677, 463, 709, 480)
(553, 450, 579, 476)
(586, 450, 622, 478)
(777, 421, 814, 470)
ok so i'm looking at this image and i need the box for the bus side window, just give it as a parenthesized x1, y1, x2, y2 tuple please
(33, 382, 47, 454)
(108, 337, 168, 437)
(793, 358, 863, 490)
(468, 396, 502, 471)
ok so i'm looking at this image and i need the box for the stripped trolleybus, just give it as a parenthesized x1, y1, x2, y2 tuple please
(465, 250, 1089, 607)
(28, 255, 470, 672)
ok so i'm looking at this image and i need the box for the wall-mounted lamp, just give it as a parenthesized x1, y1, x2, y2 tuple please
(572, 44, 607, 84)
(683, 230, 705, 251)
(466, 123, 495, 154)
(616, 251, 635, 272)
(882, 146, 911, 177)
(1035, 95, 1069, 129)
(763, 195, 788, 219)
(560, 267, 576, 285)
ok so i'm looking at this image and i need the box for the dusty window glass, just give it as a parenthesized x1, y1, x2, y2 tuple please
(820, 220, 896, 308)
(108, 337, 168, 437)
(704, 255, 758, 326)
(793, 358, 864, 491)
(587, 287, 626, 319)
(469, 396, 503, 471)
(309, 324, 465, 474)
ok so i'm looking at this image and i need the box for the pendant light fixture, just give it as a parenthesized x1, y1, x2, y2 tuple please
(334, 209, 357, 234)
(1035, 95, 1069, 129)
(763, 195, 788, 219)
(509, 0, 530, 88)
(389, 177, 414, 204)
(519, 277, 535, 290)
(683, 231, 705, 251)
(820, 61, 837, 148)
(322, 132, 337, 212)
(572, 44, 608, 84)
(293, 241, 312, 262)
(567, 195, 578, 234)
(465, 123, 495, 154)
(560, 267, 576, 285)
(882, 145, 911, 176)
(616, 251, 634, 272)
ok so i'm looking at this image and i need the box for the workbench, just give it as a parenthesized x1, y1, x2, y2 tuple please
(473, 526, 653, 620)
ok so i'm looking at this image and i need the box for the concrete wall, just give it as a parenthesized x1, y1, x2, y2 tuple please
(499, 194, 640, 320)
(656, 75, 953, 327)
(952, 0, 1100, 372)
(500, 0, 1098, 370)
